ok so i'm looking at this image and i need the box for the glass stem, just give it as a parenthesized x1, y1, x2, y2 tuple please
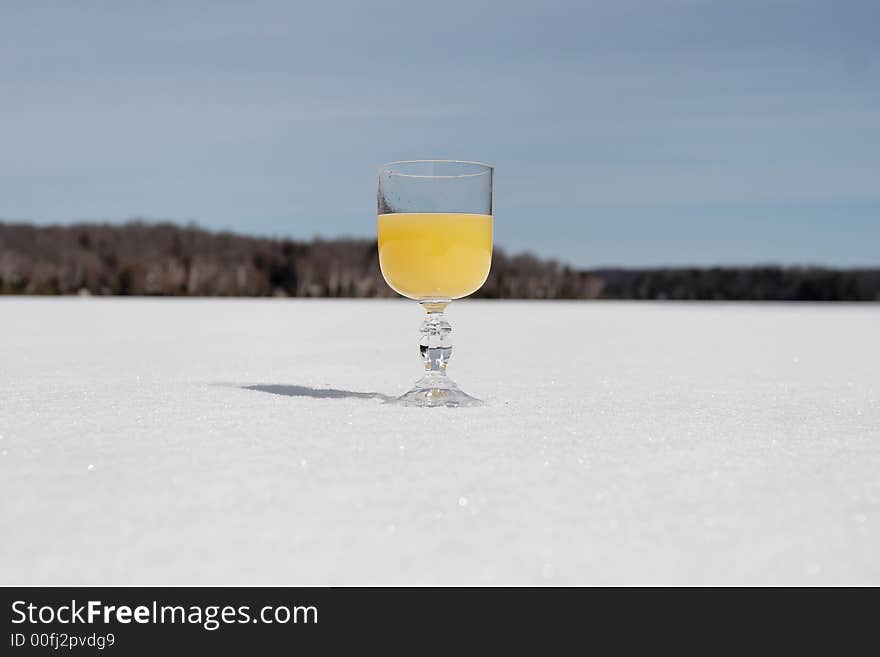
(397, 298, 477, 405)
(419, 300, 452, 378)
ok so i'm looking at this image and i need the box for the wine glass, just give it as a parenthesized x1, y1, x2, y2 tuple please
(377, 160, 494, 407)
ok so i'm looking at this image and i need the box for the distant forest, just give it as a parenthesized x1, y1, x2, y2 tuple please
(1, 221, 878, 301)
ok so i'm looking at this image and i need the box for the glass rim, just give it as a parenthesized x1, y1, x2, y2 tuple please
(378, 159, 494, 179)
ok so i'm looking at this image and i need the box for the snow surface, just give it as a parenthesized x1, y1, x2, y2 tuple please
(1, 298, 878, 585)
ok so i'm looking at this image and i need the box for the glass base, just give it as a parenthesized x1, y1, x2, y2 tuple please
(395, 374, 481, 408)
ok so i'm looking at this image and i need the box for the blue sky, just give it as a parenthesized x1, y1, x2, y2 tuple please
(1, 0, 878, 266)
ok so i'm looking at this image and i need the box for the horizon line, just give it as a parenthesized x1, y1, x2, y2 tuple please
(1, 216, 879, 271)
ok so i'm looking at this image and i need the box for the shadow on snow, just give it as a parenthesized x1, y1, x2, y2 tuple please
(221, 383, 394, 402)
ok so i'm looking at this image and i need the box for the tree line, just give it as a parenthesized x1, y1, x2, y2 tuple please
(1, 221, 877, 301)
